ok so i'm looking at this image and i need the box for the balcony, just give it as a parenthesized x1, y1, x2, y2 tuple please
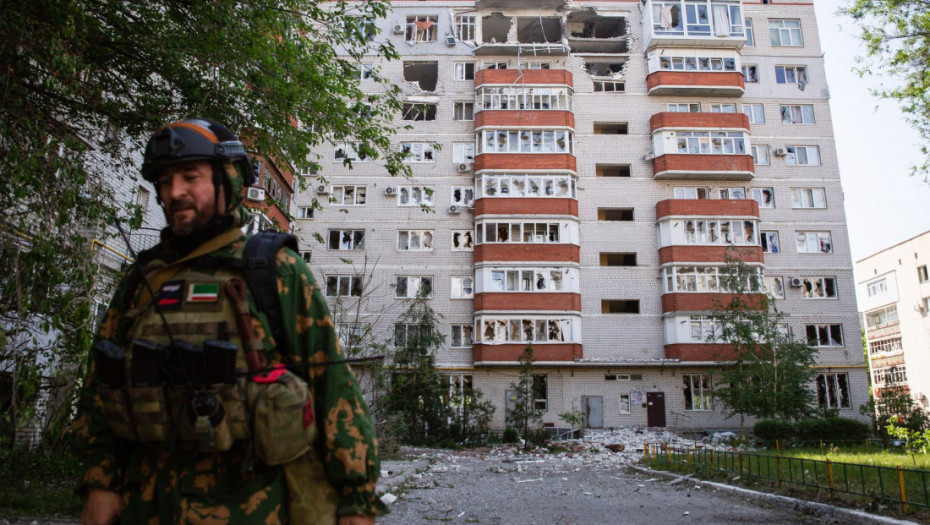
(656, 198, 758, 219)
(475, 244, 580, 264)
(661, 292, 765, 313)
(476, 153, 577, 172)
(665, 344, 737, 361)
(476, 0, 567, 8)
(475, 69, 573, 87)
(475, 343, 582, 364)
(646, 71, 745, 97)
(474, 293, 581, 312)
(475, 14, 569, 56)
(653, 154, 754, 180)
(650, 112, 749, 133)
(641, 0, 746, 50)
(566, 11, 629, 54)
(475, 111, 575, 129)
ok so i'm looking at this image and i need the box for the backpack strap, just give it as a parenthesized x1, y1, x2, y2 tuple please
(242, 232, 300, 361)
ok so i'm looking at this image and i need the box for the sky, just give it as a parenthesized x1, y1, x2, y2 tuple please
(813, 0, 930, 264)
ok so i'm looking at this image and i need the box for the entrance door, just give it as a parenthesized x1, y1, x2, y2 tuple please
(583, 396, 603, 429)
(646, 392, 666, 427)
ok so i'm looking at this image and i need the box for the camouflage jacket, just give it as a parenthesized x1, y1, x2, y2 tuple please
(69, 229, 386, 522)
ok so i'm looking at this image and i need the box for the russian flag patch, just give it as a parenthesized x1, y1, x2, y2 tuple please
(156, 280, 184, 310)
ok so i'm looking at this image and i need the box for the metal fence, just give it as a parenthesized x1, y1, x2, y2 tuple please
(644, 442, 930, 513)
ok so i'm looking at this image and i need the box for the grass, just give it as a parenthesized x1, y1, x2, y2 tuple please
(766, 446, 930, 470)
(0, 446, 84, 518)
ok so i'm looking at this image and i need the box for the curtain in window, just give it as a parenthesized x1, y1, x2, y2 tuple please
(712, 5, 730, 36)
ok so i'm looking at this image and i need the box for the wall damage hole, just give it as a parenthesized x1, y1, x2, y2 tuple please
(566, 11, 629, 53)
(516, 17, 563, 43)
(584, 60, 627, 77)
(593, 123, 629, 135)
(403, 61, 438, 91)
(482, 13, 511, 43)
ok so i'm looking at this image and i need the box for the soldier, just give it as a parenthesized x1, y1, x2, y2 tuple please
(70, 119, 385, 525)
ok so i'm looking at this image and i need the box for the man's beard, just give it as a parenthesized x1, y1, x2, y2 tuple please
(167, 198, 213, 237)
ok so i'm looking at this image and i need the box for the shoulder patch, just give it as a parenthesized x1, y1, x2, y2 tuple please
(156, 280, 185, 310)
(188, 282, 221, 303)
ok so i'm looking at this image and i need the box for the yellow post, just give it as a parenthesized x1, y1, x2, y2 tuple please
(776, 439, 780, 452)
(827, 458, 835, 497)
(644, 443, 650, 459)
(898, 466, 909, 514)
(667, 444, 672, 464)
(776, 455, 782, 487)
(687, 448, 692, 467)
(820, 439, 824, 454)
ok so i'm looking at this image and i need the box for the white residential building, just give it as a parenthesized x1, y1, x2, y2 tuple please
(856, 232, 930, 406)
(296, 0, 868, 430)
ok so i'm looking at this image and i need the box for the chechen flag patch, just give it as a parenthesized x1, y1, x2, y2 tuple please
(188, 283, 220, 303)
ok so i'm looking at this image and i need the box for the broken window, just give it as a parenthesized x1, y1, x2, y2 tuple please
(584, 62, 625, 77)
(516, 17, 562, 44)
(761, 231, 779, 253)
(919, 265, 929, 283)
(593, 81, 625, 92)
(331, 185, 366, 206)
(396, 276, 433, 299)
(660, 218, 759, 246)
(476, 86, 572, 111)
(401, 143, 435, 163)
(750, 187, 774, 208)
(593, 122, 628, 134)
(775, 65, 808, 85)
(520, 62, 551, 70)
(477, 221, 564, 244)
(790, 187, 826, 208)
(483, 61, 508, 70)
(802, 277, 837, 299)
(619, 394, 631, 414)
(659, 54, 736, 72)
(683, 375, 711, 410)
(751, 146, 770, 166)
(718, 187, 745, 199)
(742, 64, 758, 83)
(454, 62, 475, 81)
(454, 102, 474, 121)
(765, 276, 785, 299)
(533, 375, 548, 411)
(600, 253, 637, 267)
(482, 14, 511, 44)
(451, 186, 474, 207)
(453, 143, 475, 163)
(598, 208, 634, 221)
(601, 300, 640, 314)
(451, 276, 474, 299)
(450, 325, 474, 348)
(403, 61, 438, 91)
(596, 164, 631, 177)
(687, 316, 722, 342)
(815, 373, 850, 408)
(455, 15, 475, 41)
(478, 174, 575, 198)
(663, 266, 761, 293)
(674, 131, 746, 155)
(328, 229, 365, 251)
(405, 15, 438, 43)
(402, 103, 437, 121)
(297, 207, 313, 219)
(397, 186, 434, 207)
(394, 323, 423, 347)
(566, 12, 629, 52)
(324, 275, 363, 297)
(478, 130, 572, 154)
(357, 63, 374, 80)
(786, 146, 821, 166)
(780, 104, 814, 124)
(333, 142, 368, 162)
(489, 268, 568, 293)
(796, 232, 832, 253)
(397, 230, 434, 252)
(451, 230, 474, 251)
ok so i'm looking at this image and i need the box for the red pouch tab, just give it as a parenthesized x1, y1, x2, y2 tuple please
(252, 363, 287, 384)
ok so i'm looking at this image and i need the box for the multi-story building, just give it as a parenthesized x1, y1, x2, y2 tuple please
(856, 231, 930, 406)
(298, 0, 867, 430)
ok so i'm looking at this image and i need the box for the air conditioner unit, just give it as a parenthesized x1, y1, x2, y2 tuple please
(457, 163, 472, 173)
(384, 186, 397, 196)
(774, 147, 788, 157)
(316, 184, 329, 195)
(448, 204, 462, 214)
(788, 277, 804, 288)
(393, 23, 405, 34)
(246, 187, 265, 202)
(445, 35, 457, 46)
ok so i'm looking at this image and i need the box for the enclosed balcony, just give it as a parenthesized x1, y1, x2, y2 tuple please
(651, 129, 753, 180)
(642, 0, 746, 50)
(646, 71, 744, 96)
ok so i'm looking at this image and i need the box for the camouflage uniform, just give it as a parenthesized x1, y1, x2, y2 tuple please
(69, 164, 386, 523)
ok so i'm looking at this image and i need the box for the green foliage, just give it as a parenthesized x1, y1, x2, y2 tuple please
(842, 0, 930, 179)
(754, 417, 871, 442)
(525, 428, 551, 449)
(1, 0, 410, 448)
(885, 419, 930, 466)
(861, 385, 930, 441)
(502, 427, 520, 444)
(558, 402, 586, 439)
(753, 419, 795, 441)
(712, 251, 818, 431)
(0, 445, 84, 517)
(506, 345, 543, 441)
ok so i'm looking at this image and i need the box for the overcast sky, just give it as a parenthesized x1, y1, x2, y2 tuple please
(814, 0, 930, 264)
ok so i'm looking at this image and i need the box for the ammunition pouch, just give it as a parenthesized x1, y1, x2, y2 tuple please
(248, 367, 317, 466)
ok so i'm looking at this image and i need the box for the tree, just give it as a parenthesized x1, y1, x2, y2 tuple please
(842, 0, 930, 179)
(712, 251, 818, 434)
(0, 0, 410, 447)
(380, 296, 451, 445)
(506, 344, 543, 441)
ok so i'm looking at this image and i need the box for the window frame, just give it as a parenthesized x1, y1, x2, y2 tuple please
(396, 230, 435, 252)
(769, 19, 803, 47)
(324, 275, 363, 297)
(395, 276, 433, 299)
(790, 187, 827, 208)
(683, 374, 712, 411)
(816, 373, 851, 409)
(397, 186, 435, 207)
(327, 229, 365, 251)
(450, 324, 474, 348)
(451, 230, 474, 251)
(801, 276, 838, 299)
(807, 324, 844, 347)
(406, 15, 438, 43)
(331, 185, 367, 206)
(795, 231, 833, 254)
(450, 275, 475, 299)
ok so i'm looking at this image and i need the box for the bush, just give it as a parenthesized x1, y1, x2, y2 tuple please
(526, 428, 550, 448)
(0, 445, 83, 518)
(753, 420, 795, 441)
(502, 427, 520, 444)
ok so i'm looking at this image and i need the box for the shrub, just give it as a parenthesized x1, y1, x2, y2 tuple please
(796, 417, 871, 441)
(753, 420, 795, 441)
(526, 428, 551, 448)
(502, 427, 520, 444)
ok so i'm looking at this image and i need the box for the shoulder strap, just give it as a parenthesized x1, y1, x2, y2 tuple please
(242, 231, 299, 360)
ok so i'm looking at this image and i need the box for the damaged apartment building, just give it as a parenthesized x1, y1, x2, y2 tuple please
(297, 0, 867, 430)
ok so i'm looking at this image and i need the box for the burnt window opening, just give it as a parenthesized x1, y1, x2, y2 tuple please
(566, 12, 629, 53)
(602, 300, 640, 314)
(403, 62, 438, 91)
(600, 253, 637, 267)
(516, 17, 563, 44)
(593, 123, 628, 135)
(402, 103, 437, 121)
(482, 13, 511, 43)
(585, 61, 626, 77)
(596, 164, 631, 177)
(598, 208, 634, 221)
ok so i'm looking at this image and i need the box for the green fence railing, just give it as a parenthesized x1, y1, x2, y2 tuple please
(644, 442, 930, 513)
